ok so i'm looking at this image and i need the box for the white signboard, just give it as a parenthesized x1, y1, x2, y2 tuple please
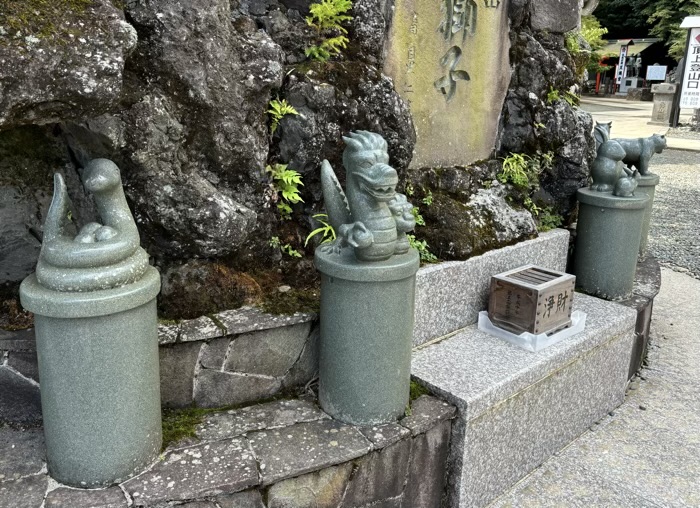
(646, 65, 667, 81)
(680, 27, 700, 109)
(616, 45, 629, 85)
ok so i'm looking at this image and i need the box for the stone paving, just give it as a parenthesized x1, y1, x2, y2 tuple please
(0, 394, 456, 507)
(580, 96, 700, 151)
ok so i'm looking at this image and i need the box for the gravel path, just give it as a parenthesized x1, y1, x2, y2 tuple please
(647, 149, 700, 279)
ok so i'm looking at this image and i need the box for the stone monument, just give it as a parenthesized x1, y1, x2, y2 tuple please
(20, 159, 162, 488)
(574, 141, 648, 299)
(649, 83, 677, 125)
(383, 0, 510, 168)
(315, 131, 420, 425)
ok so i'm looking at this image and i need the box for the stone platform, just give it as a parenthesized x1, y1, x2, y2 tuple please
(0, 395, 455, 508)
(412, 293, 637, 508)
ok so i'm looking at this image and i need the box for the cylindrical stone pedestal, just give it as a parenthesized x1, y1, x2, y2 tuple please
(635, 173, 660, 257)
(20, 268, 162, 487)
(315, 248, 420, 425)
(574, 188, 649, 299)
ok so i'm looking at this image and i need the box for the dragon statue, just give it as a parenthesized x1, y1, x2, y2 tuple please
(320, 131, 416, 262)
(36, 159, 150, 292)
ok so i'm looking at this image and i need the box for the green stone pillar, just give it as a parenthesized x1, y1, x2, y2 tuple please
(19, 159, 162, 488)
(316, 248, 419, 425)
(574, 188, 649, 299)
(20, 271, 162, 487)
(635, 173, 660, 258)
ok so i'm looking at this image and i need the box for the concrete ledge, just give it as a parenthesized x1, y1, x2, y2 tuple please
(413, 229, 570, 347)
(412, 293, 636, 507)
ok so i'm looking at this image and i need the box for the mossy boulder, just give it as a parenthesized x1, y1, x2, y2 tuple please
(0, 0, 137, 127)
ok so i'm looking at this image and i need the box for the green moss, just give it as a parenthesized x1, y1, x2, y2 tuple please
(157, 318, 181, 325)
(0, 0, 94, 43)
(409, 380, 430, 401)
(161, 407, 214, 450)
(259, 286, 320, 316)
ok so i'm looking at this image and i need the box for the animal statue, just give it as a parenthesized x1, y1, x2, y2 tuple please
(590, 140, 626, 192)
(36, 159, 149, 292)
(612, 134, 667, 175)
(613, 166, 640, 197)
(593, 121, 611, 151)
(320, 131, 415, 262)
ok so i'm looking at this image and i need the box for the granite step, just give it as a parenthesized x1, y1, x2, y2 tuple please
(411, 292, 637, 508)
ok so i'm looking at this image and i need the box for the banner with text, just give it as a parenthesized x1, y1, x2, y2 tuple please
(680, 27, 700, 109)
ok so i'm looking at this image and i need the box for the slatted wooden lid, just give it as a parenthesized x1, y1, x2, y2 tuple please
(503, 266, 562, 286)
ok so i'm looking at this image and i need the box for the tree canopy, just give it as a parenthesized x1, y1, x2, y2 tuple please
(595, 0, 700, 60)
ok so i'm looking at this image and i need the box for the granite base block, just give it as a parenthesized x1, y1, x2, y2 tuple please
(413, 229, 569, 347)
(412, 293, 636, 508)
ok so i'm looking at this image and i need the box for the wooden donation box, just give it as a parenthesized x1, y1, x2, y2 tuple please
(488, 265, 576, 335)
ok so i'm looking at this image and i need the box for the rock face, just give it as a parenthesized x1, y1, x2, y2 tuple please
(0, 0, 137, 128)
(405, 164, 538, 260)
(63, 0, 285, 259)
(275, 62, 415, 193)
(498, 24, 595, 220)
(0, 0, 590, 301)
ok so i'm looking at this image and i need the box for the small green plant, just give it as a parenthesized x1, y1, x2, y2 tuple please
(305, 37, 349, 61)
(266, 163, 304, 219)
(498, 153, 531, 190)
(305, 213, 337, 246)
(268, 98, 299, 134)
(305, 0, 353, 62)
(405, 183, 414, 197)
(270, 236, 303, 258)
(422, 190, 433, 206)
(411, 207, 426, 227)
(537, 208, 563, 232)
(534, 122, 546, 130)
(563, 90, 580, 107)
(408, 234, 437, 263)
(547, 87, 560, 104)
(524, 197, 542, 217)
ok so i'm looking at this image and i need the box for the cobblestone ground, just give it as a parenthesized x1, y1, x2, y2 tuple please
(647, 149, 700, 280)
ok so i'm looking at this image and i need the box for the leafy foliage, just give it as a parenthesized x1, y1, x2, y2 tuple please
(305, 0, 353, 62)
(269, 236, 303, 258)
(266, 163, 304, 219)
(596, 0, 700, 60)
(305, 36, 349, 61)
(407, 235, 438, 263)
(499, 152, 561, 231)
(411, 207, 426, 226)
(643, 0, 700, 60)
(268, 98, 299, 134)
(566, 16, 612, 77)
(306, 0, 353, 32)
(546, 87, 561, 104)
(537, 208, 564, 232)
(498, 153, 531, 190)
(305, 213, 337, 246)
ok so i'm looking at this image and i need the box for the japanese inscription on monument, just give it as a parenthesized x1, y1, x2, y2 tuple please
(384, 0, 511, 168)
(680, 29, 700, 109)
